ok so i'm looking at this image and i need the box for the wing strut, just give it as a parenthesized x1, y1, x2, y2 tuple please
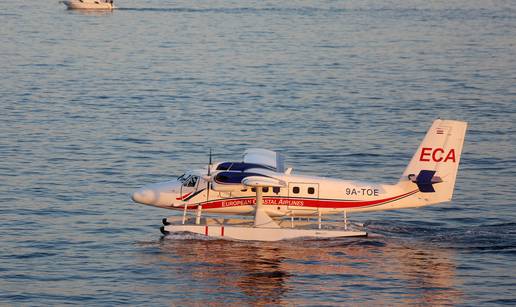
(253, 187, 280, 228)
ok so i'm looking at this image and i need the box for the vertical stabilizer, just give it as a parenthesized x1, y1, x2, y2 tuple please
(398, 119, 467, 204)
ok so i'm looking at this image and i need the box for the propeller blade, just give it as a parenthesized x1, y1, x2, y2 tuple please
(208, 148, 212, 175)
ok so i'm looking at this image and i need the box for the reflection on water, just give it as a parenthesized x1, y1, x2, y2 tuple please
(135, 235, 463, 305)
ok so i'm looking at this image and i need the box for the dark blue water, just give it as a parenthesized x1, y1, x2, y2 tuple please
(1, 0, 515, 305)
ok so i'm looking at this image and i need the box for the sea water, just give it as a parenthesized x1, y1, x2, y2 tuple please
(1, 0, 515, 305)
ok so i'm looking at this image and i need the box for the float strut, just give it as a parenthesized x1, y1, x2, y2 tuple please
(182, 203, 187, 224)
(196, 205, 202, 225)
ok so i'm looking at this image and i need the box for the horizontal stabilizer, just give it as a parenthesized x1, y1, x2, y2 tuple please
(409, 170, 443, 193)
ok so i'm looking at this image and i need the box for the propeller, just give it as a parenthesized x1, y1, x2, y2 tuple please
(196, 149, 212, 225)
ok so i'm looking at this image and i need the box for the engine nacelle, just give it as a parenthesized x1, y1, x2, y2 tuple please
(211, 181, 245, 192)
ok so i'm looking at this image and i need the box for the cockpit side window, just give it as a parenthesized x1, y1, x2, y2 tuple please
(184, 175, 198, 187)
(182, 175, 192, 186)
(188, 176, 199, 187)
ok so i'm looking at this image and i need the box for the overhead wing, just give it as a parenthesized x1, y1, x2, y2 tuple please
(211, 167, 286, 192)
(243, 149, 285, 172)
(242, 176, 286, 188)
(210, 149, 286, 192)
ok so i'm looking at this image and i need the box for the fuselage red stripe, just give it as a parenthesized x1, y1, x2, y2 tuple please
(184, 190, 418, 210)
(176, 191, 193, 200)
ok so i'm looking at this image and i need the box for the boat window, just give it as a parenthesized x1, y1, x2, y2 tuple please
(241, 188, 248, 192)
(293, 186, 300, 194)
(308, 187, 315, 194)
(251, 187, 256, 192)
(273, 187, 280, 194)
(263, 187, 269, 193)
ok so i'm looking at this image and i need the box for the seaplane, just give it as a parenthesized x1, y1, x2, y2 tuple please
(132, 119, 467, 241)
(61, 0, 114, 10)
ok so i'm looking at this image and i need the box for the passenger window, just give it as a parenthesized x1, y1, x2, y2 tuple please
(263, 187, 269, 193)
(308, 187, 315, 194)
(251, 187, 256, 192)
(273, 187, 280, 194)
(293, 186, 300, 194)
(241, 188, 248, 192)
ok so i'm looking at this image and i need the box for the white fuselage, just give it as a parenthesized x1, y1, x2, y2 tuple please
(132, 120, 467, 218)
(132, 167, 422, 217)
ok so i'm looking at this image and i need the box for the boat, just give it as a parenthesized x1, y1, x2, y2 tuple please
(61, 0, 114, 10)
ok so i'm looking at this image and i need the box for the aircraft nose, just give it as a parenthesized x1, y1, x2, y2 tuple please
(131, 189, 154, 204)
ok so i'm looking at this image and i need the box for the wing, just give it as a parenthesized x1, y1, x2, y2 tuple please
(209, 149, 286, 192)
(241, 176, 285, 188)
(243, 148, 285, 172)
(211, 167, 286, 192)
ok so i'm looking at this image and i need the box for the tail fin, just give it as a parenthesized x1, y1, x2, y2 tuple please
(398, 119, 467, 204)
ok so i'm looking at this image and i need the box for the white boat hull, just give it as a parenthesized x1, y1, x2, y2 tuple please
(62, 0, 113, 10)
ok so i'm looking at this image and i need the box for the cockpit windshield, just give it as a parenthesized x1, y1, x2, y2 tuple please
(177, 174, 186, 182)
(181, 175, 198, 187)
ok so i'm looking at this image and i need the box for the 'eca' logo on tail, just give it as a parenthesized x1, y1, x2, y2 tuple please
(419, 147, 456, 162)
